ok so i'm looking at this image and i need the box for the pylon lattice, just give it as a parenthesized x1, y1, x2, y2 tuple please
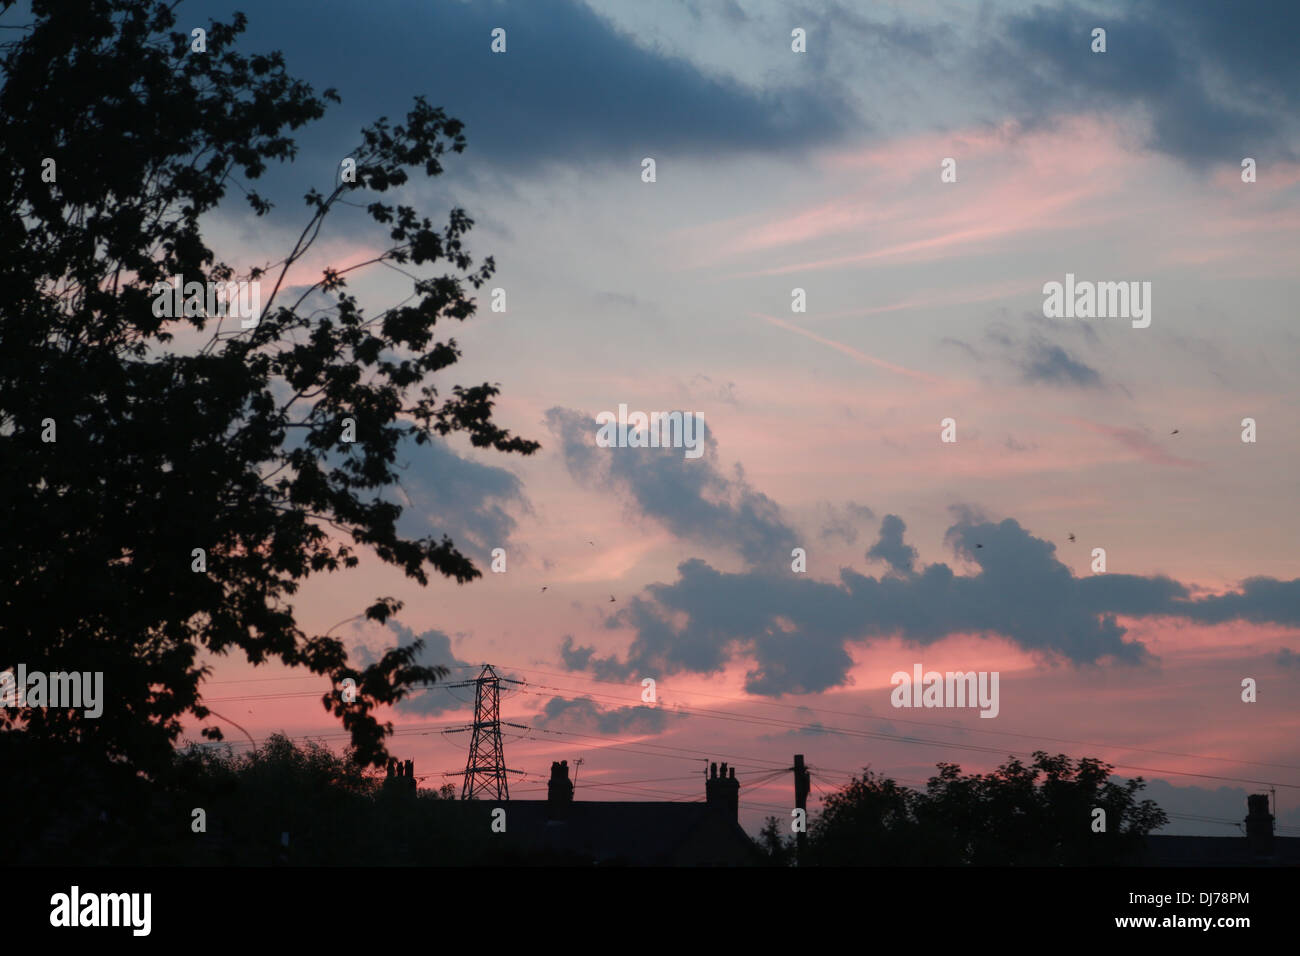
(446, 664, 524, 800)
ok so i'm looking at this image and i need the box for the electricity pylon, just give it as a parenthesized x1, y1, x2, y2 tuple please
(445, 664, 526, 799)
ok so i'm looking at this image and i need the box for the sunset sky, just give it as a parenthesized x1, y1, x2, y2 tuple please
(184, 0, 1300, 838)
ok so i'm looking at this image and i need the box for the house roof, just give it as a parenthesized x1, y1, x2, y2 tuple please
(1136, 835, 1300, 866)
(428, 799, 759, 866)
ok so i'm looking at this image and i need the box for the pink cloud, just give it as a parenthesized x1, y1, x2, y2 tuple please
(1063, 418, 1201, 468)
(678, 116, 1141, 275)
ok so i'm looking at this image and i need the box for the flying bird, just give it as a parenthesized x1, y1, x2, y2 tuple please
(1068, 533, 1076, 542)
(976, 543, 984, 549)
(540, 586, 548, 592)
(1170, 429, 1179, 435)
(587, 540, 596, 547)
(609, 595, 616, 603)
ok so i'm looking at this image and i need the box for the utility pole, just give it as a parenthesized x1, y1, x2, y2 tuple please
(444, 665, 526, 800)
(794, 754, 810, 866)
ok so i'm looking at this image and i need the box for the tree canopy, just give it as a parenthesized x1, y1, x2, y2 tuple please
(763, 751, 1168, 865)
(0, 0, 537, 777)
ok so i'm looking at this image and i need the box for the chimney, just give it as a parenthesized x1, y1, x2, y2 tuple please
(384, 758, 416, 794)
(547, 760, 574, 819)
(705, 760, 740, 821)
(1245, 794, 1274, 857)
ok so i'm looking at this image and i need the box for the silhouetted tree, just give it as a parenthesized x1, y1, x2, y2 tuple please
(807, 752, 1167, 865)
(142, 735, 529, 864)
(807, 768, 927, 865)
(0, 0, 537, 784)
(757, 815, 796, 866)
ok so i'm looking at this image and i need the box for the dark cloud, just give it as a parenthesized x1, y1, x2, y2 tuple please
(288, 423, 528, 568)
(982, 1, 1300, 167)
(218, 0, 854, 172)
(867, 514, 918, 574)
(1019, 341, 1103, 388)
(981, 321, 1105, 390)
(545, 406, 797, 569)
(559, 635, 595, 673)
(390, 436, 529, 565)
(759, 718, 830, 741)
(560, 513, 1300, 696)
(352, 622, 477, 716)
(532, 695, 676, 735)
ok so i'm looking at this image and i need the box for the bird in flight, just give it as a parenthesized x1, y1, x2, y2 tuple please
(609, 595, 616, 603)
(540, 586, 548, 592)
(976, 543, 984, 549)
(1067, 533, 1076, 542)
(1170, 429, 1179, 435)
(587, 540, 596, 547)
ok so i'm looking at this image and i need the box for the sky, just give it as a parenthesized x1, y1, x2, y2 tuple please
(176, 0, 1299, 839)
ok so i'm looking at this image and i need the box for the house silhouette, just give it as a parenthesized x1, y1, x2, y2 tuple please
(431, 759, 760, 866)
(1134, 794, 1300, 866)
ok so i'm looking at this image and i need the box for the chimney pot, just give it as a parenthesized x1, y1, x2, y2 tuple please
(547, 759, 574, 817)
(1245, 793, 1275, 856)
(705, 759, 740, 822)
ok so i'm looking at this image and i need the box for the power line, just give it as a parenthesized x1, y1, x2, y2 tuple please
(184, 662, 1300, 805)
(194, 660, 1300, 802)
(508, 684, 1300, 793)
(452, 662, 1300, 775)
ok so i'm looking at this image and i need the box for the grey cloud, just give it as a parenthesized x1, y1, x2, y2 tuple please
(545, 406, 797, 569)
(818, 500, 875, 545)
(982, 322, 1105, 389)
(1019, 341, 1103, 388)
(295, 426, 529, 568)
(561, 512, 1300, 696)
(353, 622, 477, 716)
(982, 1, 1300, 167)
(532, 695, 676, 735)
(867, 514, 918, 574)
(391, 436, 530, 565)
(246, 0, 854, 170)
